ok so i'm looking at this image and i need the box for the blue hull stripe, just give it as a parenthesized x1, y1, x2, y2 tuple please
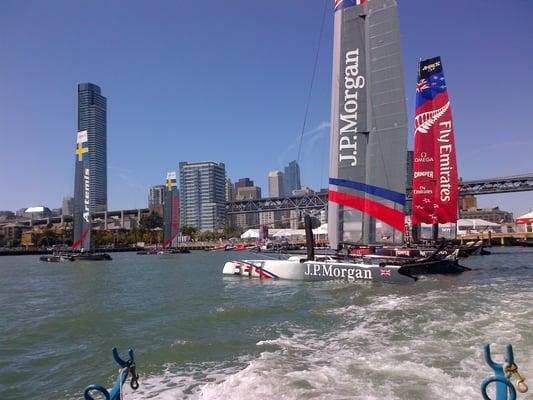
(329, 178, 406, 206)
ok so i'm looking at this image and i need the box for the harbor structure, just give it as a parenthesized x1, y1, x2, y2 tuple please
(328, 0, 408, 247)
(179, 161, 226, 231)
(284, 161, 301, 196)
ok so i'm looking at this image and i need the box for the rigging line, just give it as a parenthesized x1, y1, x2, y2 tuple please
(296, 0, 328, 166)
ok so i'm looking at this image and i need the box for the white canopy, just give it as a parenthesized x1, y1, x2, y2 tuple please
(457, 218, 499, 227)
(312, 224, 328, 235)
(240, 229, 259, 239)
(516, 211, 533, 224)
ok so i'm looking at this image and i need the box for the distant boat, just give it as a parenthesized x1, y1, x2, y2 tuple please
(40, 254, 74, 262)
(71, 130, 111, 261)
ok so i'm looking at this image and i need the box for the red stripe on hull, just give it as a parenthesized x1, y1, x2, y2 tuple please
(329, 190, 405, 232)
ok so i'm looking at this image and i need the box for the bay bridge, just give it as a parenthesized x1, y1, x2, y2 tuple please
(226, 174, 533, 215)
(11, 174, 532, 231)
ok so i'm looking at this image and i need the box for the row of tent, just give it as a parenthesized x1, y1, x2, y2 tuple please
(240, 214, 533, 240)
(240, 224, 328, 240)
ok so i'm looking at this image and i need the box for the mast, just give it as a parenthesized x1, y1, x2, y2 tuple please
(328, 0, 408, 248)
(162, 171, 179, 248)
(72, 130, 92, 251)
(411, 57, 459, 237)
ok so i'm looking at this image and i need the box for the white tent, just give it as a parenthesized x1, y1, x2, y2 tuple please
(456, 218, 500, 234)
(271, 229, 305, 239)
(241, 229, 259, 239)
(312, 224, 328, 235)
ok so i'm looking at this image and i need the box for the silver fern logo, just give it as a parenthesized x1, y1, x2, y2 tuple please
(415, 101, 450, 134)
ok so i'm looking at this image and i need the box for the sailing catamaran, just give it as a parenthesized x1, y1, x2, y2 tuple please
(161, 171, 180, 250)
(71, 130, 112, 261)
(222, 0, 468, 283)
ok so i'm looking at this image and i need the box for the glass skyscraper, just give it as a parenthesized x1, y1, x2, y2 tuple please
(78, 83, 107, 212)
(179, 161, 226, 230)
(284, 160, 301, 196)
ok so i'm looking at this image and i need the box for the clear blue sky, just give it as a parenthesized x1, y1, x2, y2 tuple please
(1, 0, 532, 216)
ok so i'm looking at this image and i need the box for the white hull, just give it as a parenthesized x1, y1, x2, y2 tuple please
(223, 258, 415, 284)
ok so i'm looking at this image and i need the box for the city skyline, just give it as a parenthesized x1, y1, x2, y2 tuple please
(1, 0, 532, 216)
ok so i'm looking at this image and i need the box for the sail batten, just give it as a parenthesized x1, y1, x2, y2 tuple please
(412, 57, 458, 226)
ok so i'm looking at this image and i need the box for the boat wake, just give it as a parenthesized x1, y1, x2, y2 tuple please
(119, 284, 533, 400)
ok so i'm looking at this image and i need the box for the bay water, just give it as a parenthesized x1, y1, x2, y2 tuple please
(1, 248, 532, 399)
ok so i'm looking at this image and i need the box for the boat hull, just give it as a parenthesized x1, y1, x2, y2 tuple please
(223, 259, 416, 284)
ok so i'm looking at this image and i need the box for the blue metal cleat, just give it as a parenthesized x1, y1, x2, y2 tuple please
(481, 343, 528, 400)
(84, 347, 139, 400)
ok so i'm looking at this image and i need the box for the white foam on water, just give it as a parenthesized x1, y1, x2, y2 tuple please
(120, 285, 533, 400)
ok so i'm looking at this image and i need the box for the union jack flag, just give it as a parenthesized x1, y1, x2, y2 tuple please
(380, 268, 391, 277)
(416, 79, 430, 92)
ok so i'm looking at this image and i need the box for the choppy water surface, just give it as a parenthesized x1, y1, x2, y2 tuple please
(0, 248, 532, 399)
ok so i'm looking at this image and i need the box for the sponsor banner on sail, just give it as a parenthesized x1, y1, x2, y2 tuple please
(163, 171, 179, 248)
(412, 57, 458, 225)
(73, 130, 91, 250)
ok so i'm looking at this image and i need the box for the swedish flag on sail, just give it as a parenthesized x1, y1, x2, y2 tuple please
(166, 171, 177, 191)
(76, 130, 89, 162)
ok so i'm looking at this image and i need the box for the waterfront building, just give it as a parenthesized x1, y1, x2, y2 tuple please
(24, 206, 52, 220)
(148, 184, 165, 216)
(179, 161, 226, 231)
(460, 195, 477, 211)
(62, 196, 74, 216)
(225, 177, 236, 228)
(77, 83, 107, 212)
(292, 186, 314, 196)
(460, 206, 513, 224)
(235, 186, 262, 229)
(268, 171, 284, 198)
(284, 160, 301, 197)
(235, 177, 254, 192)
(0, 211, 15, 222)
(225, 177, 235, 202)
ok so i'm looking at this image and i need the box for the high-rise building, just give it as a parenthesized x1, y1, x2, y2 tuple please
(62, 196, 74, 216)
(78, 83, 107, 212)
(268, 170, 284, 198)
(148, 185, 165, 216)
(235, 178, 254, 191)
(179, 161, 226, 230)
(225, 177, 235, 202)
(460, 195, 478, 211)
(284, 160, 301, 196)
(235, 186, 262, 229)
